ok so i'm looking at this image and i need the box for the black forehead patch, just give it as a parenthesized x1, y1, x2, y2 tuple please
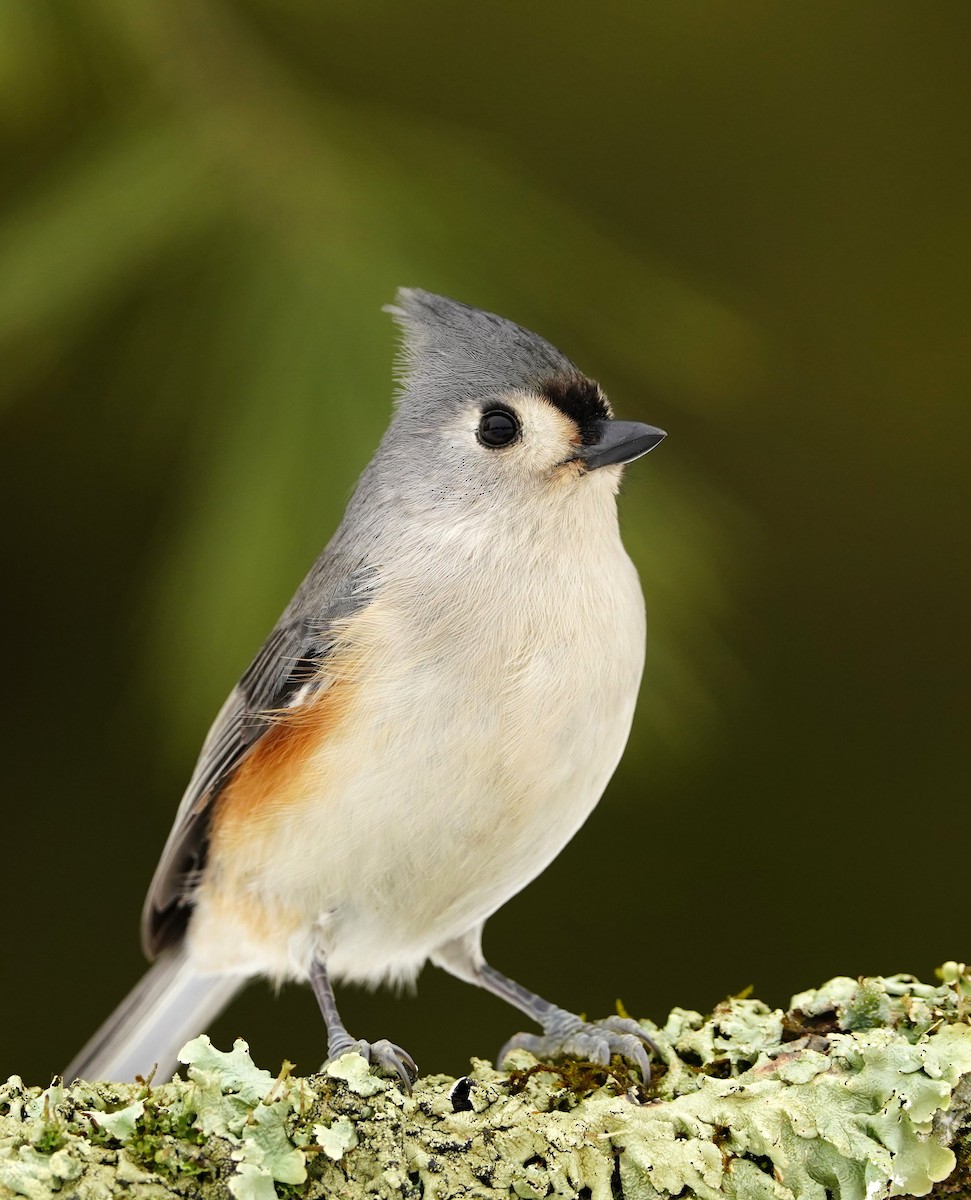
(540, 376, 611, 444)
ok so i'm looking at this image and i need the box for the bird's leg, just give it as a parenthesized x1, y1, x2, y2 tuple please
(309, 957, 356, 1059)
(470, 959, 655, 1081)
(309, 957, 417, 1090)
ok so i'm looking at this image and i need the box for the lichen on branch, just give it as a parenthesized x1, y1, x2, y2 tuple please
(3, 965, 971, 1199)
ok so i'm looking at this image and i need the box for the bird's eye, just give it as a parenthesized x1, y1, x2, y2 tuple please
(477, 407, 520, 448)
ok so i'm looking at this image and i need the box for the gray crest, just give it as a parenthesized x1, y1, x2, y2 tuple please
(385, 289, 586, 413)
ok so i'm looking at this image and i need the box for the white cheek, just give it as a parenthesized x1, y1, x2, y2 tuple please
(449, 391, 580, 483)
(505, 392, 579, 476)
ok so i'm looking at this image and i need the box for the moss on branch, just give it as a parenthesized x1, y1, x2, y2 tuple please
(4, 966, 971, 1199)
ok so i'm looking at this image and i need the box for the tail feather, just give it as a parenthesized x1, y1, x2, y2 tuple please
(65, 946, 244, 1083)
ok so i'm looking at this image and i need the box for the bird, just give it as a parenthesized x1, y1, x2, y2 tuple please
(66, 289, 666, 1089)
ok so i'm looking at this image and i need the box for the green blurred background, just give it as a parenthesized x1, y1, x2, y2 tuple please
(3, 1, 969, 1084)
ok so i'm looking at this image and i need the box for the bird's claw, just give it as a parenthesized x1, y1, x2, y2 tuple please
(500, 1014, 656, 1082)
(326, 1037, 418, 1093)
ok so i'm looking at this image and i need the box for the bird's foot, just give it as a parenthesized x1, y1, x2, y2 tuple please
(326, 1037, 418, 1092)
(500, 1012, 656, 1081)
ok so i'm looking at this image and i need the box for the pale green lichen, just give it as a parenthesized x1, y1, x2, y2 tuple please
(178, 1036, 313, 1197)
(2, 969, 971, 1198)
(89, 1098, 145, 1141)
(313, 1114, 358, 1161)
(324, 1049, 395, 1097)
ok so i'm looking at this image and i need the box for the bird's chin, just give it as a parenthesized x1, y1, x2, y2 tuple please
(551, 458, 623, 492)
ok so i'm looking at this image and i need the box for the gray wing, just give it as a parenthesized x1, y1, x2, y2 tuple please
(141, 562, 375, 959)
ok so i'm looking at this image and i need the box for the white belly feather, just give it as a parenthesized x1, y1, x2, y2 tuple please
(190, 485, 646, 985)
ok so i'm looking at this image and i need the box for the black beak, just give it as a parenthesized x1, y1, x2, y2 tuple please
(575, 420, 667, 470)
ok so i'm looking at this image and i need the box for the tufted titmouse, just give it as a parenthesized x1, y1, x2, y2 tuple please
(66, 290, 666, 1088)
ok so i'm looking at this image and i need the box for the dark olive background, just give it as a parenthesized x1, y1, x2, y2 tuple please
(2, 1, 969, 1084)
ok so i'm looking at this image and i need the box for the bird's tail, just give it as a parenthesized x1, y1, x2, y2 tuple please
(65, 945, 244, 1083)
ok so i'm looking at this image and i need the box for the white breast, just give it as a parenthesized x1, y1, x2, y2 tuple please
(190, 479, 645, 985)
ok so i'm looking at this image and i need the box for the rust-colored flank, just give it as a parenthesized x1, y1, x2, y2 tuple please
(213, 682, 354, 831)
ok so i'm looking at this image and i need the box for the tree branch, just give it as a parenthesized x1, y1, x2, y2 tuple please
(3, 967, 971, 1199)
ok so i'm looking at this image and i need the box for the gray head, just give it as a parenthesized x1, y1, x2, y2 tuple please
(387, 289, 594, 414)
(378, 289, 665, 502)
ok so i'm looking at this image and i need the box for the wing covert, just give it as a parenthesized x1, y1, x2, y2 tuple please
(141, 567, 372, 958)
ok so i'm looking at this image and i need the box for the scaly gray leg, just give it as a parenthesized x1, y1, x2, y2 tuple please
(477, 962, 655, 1080)
(432, 932, 655, 1080)
(309, 958, 417, 1091)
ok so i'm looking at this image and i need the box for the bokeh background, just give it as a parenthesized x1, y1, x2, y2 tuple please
(3, 1, 969, 1084)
